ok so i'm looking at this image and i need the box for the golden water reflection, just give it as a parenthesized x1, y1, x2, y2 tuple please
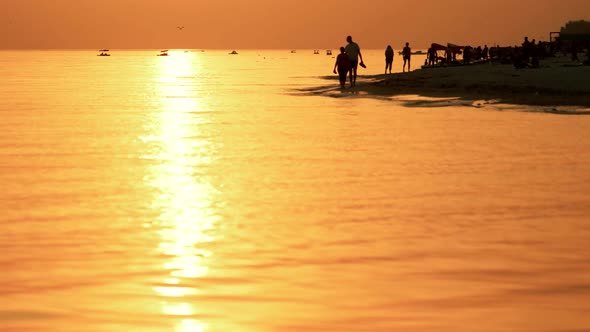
(145, 51, 218, 330)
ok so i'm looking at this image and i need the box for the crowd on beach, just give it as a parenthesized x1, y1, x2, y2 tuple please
(424, 37, 590, 68)
(333, 34, 590, 89)
(421, 37, 588, 69)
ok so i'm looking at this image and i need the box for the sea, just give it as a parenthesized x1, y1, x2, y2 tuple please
(1, 50, 589, 332)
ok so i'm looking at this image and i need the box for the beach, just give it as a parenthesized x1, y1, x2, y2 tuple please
(309, 56, 590, 109)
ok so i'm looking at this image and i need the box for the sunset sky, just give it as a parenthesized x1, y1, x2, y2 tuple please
(2, 0, 589, 49)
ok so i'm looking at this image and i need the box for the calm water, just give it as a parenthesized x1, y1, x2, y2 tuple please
(1, 50, 590, 332)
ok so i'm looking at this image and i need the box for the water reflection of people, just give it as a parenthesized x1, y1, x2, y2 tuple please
(385, 45, 394, 74)
(333, 47, 351, 89)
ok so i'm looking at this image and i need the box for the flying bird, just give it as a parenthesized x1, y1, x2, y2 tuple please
(176, 26, 185, 30)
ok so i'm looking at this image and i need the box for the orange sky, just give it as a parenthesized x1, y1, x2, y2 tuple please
(2, 0, 589, 49)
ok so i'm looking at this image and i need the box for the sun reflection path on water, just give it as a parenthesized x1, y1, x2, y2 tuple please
(142, 51, 219, 332)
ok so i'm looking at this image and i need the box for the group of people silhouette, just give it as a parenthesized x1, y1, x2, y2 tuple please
(333, 33, 589, 89)
(513, 36, 550, 68)
(333, 36, 413, 89)
(384, 42, 413, 74)
(333, 36, 366, 88)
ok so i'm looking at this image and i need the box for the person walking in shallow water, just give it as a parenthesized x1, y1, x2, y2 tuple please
(385, 45, 394, 74)
(345, 35, 364, 87)
(402, 42, 411, 72)
(333, 47, 351, 89)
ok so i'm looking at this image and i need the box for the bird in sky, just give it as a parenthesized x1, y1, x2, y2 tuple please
(176, 26, 185, 30)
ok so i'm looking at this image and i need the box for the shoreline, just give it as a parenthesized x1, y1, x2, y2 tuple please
(304, 57, 590, 110)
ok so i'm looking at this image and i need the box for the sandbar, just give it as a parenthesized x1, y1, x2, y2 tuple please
(305, 56, 590, 110)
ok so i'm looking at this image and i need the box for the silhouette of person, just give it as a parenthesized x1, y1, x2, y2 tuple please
(475, 46, 482, 60)
(402, 42, 411, 72)
(445, 46, 452, 64)
(530, 39, 539, 68)
(463, 45, 471, 64)
(345, 35, 364, 87)
(427, 47, 437, 66)
(385, 45, 394, 74)
(333, 47, 351, 88)
(522, 36, 531, 64)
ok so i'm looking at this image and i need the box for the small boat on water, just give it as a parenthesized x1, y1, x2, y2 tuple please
(398, 50, 425, 55)
(291, 50, 297, 53)
(157, 50, 169, 56)
(229, 50, 238, 55)
(313, 50, 320, 54)
(326, 50, 332, 55)
(97, 49, 110, 56)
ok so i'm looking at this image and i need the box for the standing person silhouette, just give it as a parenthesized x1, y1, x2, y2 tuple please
(333, 47, 351, 89)
(427, 46, 437, 66)
(345, 36, 364, 87)
(385, 45, 394, 74)
(482, 45, 489, 61)
(402, 42, 412, 72)
(522, 37, 531, 64)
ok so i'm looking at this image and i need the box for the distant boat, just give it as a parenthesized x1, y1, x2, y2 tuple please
(97, 49, 110, 56)
(313, 50, 320, 54)
(398, 50, 425, 55)
(157, 50, 169, 56)
(326, 50, 332, 55)
(229, 50, 238, 55)
(291, 50, 297, 53)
